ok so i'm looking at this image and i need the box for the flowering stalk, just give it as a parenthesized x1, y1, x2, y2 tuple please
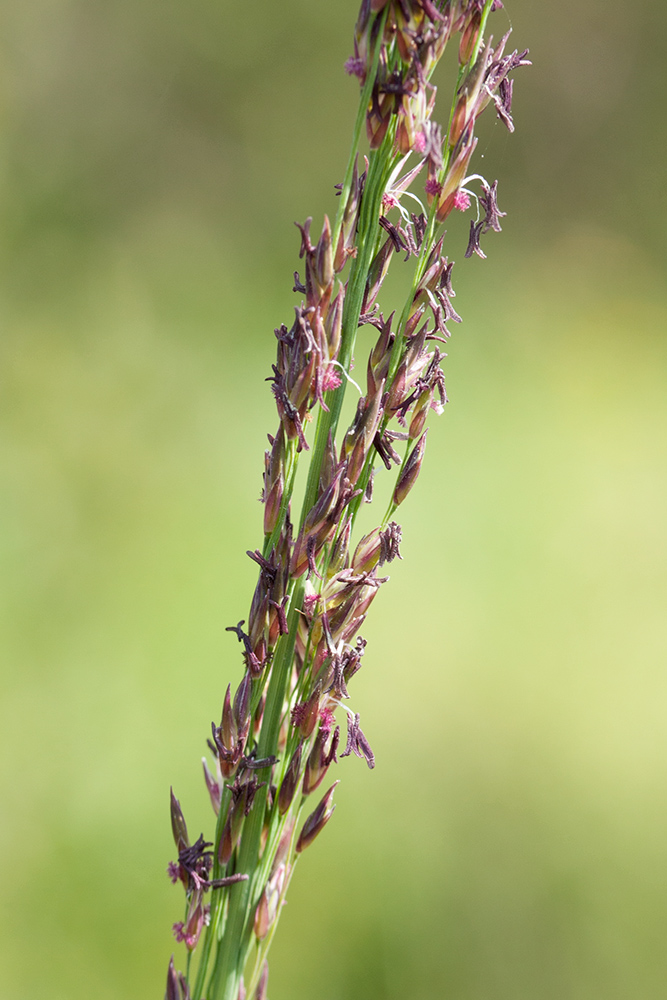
(164, 3, 528, 999)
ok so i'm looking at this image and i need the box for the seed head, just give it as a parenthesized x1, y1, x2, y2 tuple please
(296, 781, 339, 853)
(170, 788, 189, 854)
(165, 955, 190, 1000)
(303, 724, 340, 795)
(255, 961, 269, 1000)
(278, 742, 303, 815)
(393, 429, 428, 508)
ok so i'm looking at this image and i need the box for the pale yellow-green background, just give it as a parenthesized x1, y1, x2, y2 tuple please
(1, 2, 666, 998)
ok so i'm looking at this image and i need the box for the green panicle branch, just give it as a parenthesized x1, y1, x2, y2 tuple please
(164, 3, 529, 999)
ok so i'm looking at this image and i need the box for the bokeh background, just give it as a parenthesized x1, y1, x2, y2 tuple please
(2, 1, 666, 998)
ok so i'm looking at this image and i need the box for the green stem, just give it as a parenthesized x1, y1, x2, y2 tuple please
(475, 0, 496, 64)
(244, 809, 303, 997)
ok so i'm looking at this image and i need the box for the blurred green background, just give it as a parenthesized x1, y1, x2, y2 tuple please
(1, 1, 666, 998)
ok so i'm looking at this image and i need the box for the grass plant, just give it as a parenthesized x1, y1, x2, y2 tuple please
(165, 3, 528, 997)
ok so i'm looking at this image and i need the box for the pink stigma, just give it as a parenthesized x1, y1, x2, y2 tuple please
(322, 365, 342, 391)
(453, 190, 471, 211)
(344, 57, 365, 80)
(302, 594, 320, 618)
(319, 707, 336, 733)
(413, 131, 427, 153)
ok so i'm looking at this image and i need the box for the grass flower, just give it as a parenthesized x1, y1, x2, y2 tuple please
(165, 3, 528, 997)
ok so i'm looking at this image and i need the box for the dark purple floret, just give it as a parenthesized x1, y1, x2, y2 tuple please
(478, 179, 506, 233)
(225, 619, 262, 674)
(379, 215, 408, 254)
(495, 77, 514, 130)
(340, 712, 375, 769)
(293, 271, 306, 293)
(269, 596, 289, 635)
(464, 219, 487, 259)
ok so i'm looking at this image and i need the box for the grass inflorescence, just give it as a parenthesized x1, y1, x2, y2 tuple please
(165, 3, 528, 998)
